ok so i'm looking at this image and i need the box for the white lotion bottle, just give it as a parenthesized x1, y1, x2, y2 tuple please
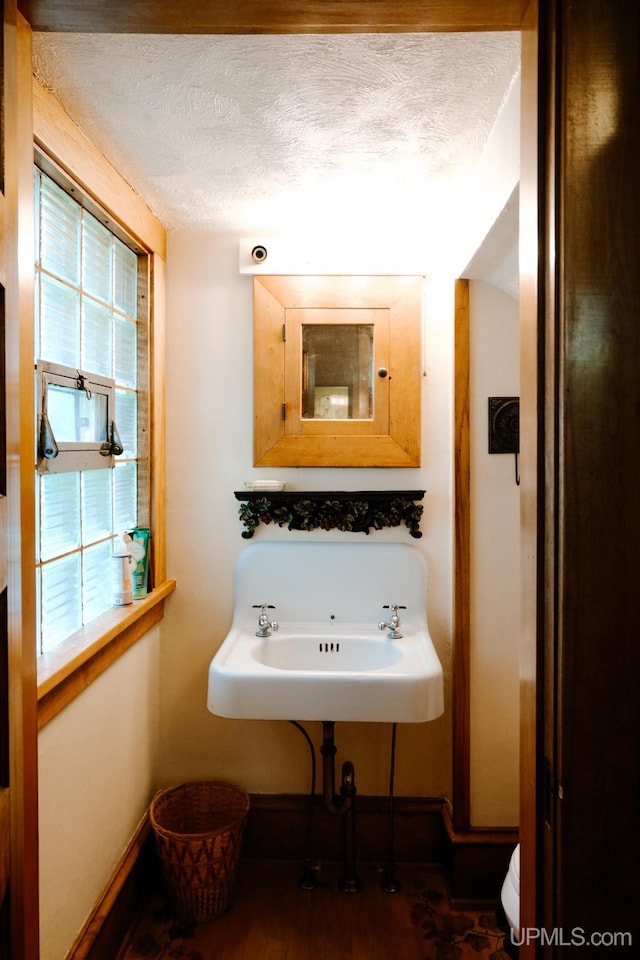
(112, 531, 133, 605)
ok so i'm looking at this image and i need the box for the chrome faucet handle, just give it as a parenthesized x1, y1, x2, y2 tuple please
(378, 604, 406, 639)
(252, 603, 279, 638)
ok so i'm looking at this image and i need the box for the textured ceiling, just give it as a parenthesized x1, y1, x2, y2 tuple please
(32, 33, 520, 246)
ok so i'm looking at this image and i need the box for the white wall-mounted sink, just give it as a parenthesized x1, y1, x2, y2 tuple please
(207, 541, 444, 724)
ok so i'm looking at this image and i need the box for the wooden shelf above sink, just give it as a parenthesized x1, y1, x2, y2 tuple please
(234, 490, 425, 539)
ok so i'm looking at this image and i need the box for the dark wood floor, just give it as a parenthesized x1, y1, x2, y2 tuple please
(120, 859, 509, 960)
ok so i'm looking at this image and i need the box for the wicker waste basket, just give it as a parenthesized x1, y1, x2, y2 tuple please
(150, 780, 250, 923)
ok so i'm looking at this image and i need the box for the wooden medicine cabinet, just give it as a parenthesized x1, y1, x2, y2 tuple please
(253, 275, 422, 467)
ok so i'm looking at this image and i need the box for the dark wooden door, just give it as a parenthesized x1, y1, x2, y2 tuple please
(539, 0, 640, 952)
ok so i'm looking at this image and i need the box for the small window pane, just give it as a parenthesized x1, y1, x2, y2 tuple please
(114, 243, 138, 317)
(40, 472, 81, 561)
(113, 461, 137, 532)
(114, 315, 137, 388)
(40, 275, 80, 367)
(82, 299, 112, 377)
(82, 540, 113, 624)
(82, 214, 113, 304)
(116, 389, 137, 457)
(81, 470, 112, 545)
(47, 382, 108, 444)
(40, 177, 81, 285)
(41, 553, 82, 653)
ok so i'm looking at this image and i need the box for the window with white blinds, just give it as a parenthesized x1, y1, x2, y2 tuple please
(34, 168, 141, 654)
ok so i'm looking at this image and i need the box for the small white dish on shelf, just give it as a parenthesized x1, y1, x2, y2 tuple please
(244, 481, 287, 492)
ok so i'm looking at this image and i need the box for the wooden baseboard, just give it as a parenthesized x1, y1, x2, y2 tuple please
(243, 793, 448, 866)
(442, 804, 519, 904)
(69, 794, 518, 956)
(66, 813, 156, 960)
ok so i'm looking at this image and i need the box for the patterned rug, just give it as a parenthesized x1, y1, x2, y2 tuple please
(410, 882, 512, 959)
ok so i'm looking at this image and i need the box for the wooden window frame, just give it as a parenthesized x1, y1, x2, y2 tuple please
(31, 77, 175, 728)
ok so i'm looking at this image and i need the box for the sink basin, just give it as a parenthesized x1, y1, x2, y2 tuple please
(207, 541, 444, 724)
(252, 628, 403, 671)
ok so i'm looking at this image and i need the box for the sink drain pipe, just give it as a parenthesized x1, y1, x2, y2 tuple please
(289, 721, 319, 891)
(379, 722, 401, 893)
(321, 721, 361, 893)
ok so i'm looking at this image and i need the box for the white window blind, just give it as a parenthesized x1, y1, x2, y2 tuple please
(34, 168, 140, 655)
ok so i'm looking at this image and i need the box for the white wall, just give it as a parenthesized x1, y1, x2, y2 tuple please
(160, 231, 454, 799)
(469, 280, 520, 826)
(38, 627, 160, 960)
(452, 69, 521, 279)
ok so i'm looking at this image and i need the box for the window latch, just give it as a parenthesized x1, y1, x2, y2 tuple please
(38, 411, 59, 459)
(76, 371, 92, 400)
(38, 370, 59, 459)
(100, 420, 124, 457)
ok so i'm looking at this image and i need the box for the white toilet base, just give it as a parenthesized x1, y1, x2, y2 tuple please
(501, 843, 520, 939)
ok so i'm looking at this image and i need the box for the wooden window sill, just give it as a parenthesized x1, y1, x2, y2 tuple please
(36, 579, 176, 729)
